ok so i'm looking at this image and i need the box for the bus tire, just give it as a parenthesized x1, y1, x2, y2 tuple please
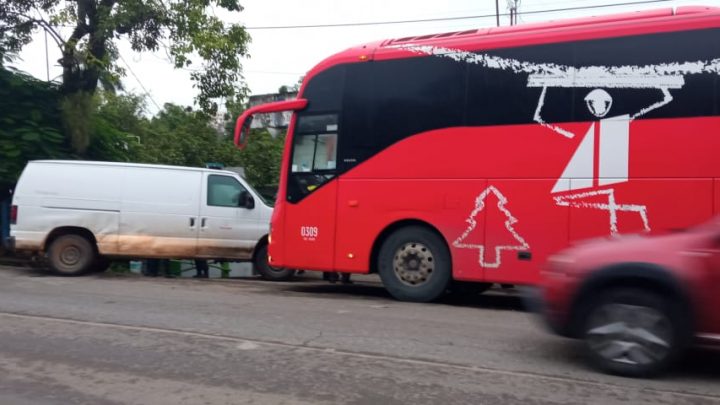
(47, 234, 96, 276)
(254, 244, 295, 281)
(378, 226, 451, 302)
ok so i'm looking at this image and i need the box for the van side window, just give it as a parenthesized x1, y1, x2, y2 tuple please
(207, 175, 247, 207)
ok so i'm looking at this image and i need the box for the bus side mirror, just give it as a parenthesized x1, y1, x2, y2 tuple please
(234, 99, 309, 150)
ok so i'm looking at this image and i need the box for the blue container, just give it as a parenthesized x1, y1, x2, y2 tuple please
(0, 198, 9, 243)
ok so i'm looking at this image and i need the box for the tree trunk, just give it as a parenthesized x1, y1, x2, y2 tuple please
(59, 0, 106, 96)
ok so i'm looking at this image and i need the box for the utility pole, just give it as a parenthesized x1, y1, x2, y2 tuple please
(508, 0, 520, 26)
(44, 29, 50, 82)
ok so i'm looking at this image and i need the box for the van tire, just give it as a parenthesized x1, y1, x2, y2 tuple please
(47, 234, 96, 276)
(254, 244, 295, 281)
(378, 226, 451, 302)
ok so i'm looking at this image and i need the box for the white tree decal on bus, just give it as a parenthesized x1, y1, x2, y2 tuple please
(453, 186, 529, 268)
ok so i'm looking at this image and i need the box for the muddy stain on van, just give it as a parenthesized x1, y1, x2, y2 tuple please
(196, 243, 253, 260)
(116, 235, 197, 258)
(112, 235, 254, 260)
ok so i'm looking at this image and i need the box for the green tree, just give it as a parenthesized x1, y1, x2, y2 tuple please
(0, 67, 70, 187)
(1, 0, 250, 114)
(221, 97, 286, 189)
(88, 92, 148, 162)
(237, 129, 284, 189)
(135, 103, 242, 169)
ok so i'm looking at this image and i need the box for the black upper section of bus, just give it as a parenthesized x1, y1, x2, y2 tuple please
(296, 27, 720, 176)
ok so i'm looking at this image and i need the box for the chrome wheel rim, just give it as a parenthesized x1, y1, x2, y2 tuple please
(393, 242, 434, 287)
(586, 303, 672, 366)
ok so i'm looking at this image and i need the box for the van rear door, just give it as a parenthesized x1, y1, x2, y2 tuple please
(198, 173, 261, 259)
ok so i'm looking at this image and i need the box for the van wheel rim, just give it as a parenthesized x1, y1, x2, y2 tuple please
(60, 246, 81, 266)
(393, 242, 434, 287)
(586, 303, 672, 366)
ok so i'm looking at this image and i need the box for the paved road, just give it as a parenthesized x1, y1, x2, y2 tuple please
(0, 265, 717, 404)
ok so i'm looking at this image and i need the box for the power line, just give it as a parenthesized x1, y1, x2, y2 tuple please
(244, 0, 675, 30)
(117, 53, 162, 112)
(43, 0, 681, 32)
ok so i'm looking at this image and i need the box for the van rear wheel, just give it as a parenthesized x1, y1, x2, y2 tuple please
(47, 234, 96, 276)
(254, 244, 295, 281)
(378, 226, 452, 302)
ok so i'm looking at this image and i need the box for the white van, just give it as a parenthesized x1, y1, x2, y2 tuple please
(7, 160, 291, 279)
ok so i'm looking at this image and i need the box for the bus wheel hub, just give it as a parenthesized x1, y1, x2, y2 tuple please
(393, 242, 434, 286)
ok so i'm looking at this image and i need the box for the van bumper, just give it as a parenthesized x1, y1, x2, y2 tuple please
(3, 236, 15, 252)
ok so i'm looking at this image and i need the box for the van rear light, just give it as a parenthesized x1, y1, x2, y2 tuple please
(10, 205, 17, 225)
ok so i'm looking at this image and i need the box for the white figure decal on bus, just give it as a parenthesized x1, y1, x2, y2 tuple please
(396, 43, 720, 237)
(531, 78, 679, 235)
(453, 186, 529, 268)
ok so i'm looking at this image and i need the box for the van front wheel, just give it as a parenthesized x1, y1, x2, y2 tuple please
(47, 234, 96, 276)
(254, 244, 295, 281)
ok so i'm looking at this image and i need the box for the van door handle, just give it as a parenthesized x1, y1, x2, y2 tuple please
(189, 217, 196, 228)
(201, 218, 207, 228)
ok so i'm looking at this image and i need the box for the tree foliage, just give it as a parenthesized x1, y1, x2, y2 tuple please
(0, 66, 284, 194)
(135, 103, 240, 168)
(0, 67, 71, 188)
(0, 0, 251, 113)
(238, 129, 284, 189)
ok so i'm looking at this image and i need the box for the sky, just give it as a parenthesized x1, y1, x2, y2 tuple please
(12, 0, 717, 114)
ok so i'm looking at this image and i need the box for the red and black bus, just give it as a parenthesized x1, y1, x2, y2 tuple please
(236, 7, 720, 302)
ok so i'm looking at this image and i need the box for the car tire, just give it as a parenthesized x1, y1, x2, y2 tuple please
(254, 244, 295, 281)
(378, 226, 452, 302)
(581, 287, 688, 377)
(47, 234, 97, 276)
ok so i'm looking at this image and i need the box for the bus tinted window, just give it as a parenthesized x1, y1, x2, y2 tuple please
(341, 63, 378, 169)
(372, 57, 466, 148)
(341, 58, 466, 169)
(301, 67, 345, 113)
(296, 114, 338, 134)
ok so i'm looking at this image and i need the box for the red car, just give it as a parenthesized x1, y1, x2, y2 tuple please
(538, 219, 720, 377)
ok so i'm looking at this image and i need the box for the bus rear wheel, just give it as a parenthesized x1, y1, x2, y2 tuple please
(378, 226, 451, 302)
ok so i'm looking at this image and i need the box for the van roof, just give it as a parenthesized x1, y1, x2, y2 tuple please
(30, 160, 238, 176)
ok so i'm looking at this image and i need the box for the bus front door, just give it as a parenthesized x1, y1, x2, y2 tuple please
(283, 126, 340, 271)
